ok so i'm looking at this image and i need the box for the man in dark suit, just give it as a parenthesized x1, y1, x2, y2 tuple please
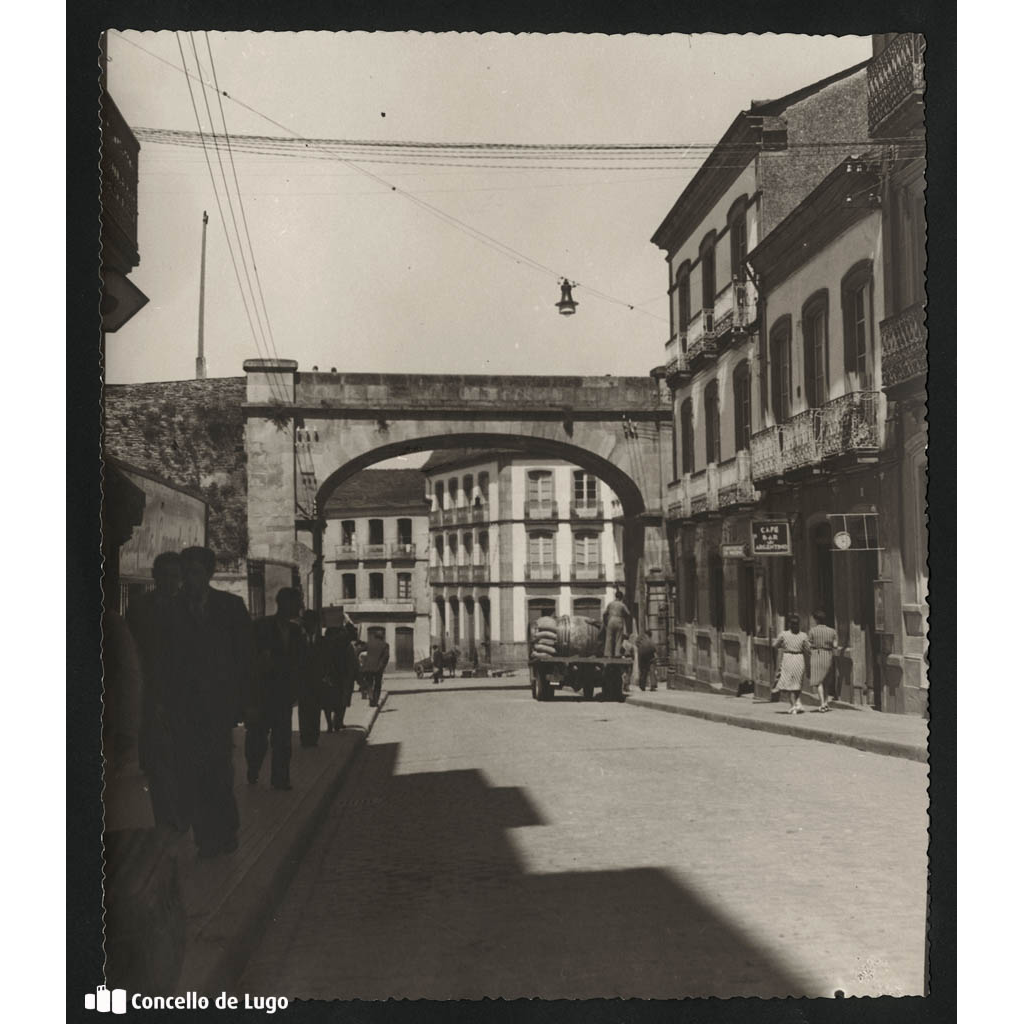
(168, 546, 253, 858)
(246, 587, 303, 791)
(362, 632, 390, 708)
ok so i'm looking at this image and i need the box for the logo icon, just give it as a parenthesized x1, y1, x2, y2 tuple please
(85, 986, 127, 1014)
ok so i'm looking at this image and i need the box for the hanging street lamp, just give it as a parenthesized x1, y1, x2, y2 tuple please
(556, 278, 578, 316)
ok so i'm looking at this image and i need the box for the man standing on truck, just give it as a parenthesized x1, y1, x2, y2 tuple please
(603, 589, 633, 657)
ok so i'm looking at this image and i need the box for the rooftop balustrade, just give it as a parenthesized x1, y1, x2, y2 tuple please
(868, 33, 926, 137)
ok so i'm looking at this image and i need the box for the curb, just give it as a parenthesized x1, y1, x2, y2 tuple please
(624, 694, 927, 763)
(178, 693, 387, 994)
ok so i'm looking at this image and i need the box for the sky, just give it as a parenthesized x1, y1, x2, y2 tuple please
(105, 31, 871, 386)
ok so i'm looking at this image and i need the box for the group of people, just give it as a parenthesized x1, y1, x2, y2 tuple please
(120, 546, 388, 859)
(771, 609, 841, 714)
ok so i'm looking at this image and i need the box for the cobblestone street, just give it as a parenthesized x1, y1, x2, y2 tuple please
(238, 677, 928, 999)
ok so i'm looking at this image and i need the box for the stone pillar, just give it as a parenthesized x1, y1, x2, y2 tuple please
(245, 359, 298, 563)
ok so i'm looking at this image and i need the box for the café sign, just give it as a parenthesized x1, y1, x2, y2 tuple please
(750, 520, 792, 556)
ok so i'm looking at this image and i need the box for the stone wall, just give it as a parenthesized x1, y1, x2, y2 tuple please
(104, 378, 247, 564)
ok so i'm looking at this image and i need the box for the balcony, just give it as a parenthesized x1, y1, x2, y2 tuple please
(751, 427, 783, 482)
(819, 392, 882, 458)
(881, 301, 927, 390)
(524, 563, 560, 581)
(441, 508, 457, 527)
(362, 543, 387, 560)
(456, 565, 472, 583)
(712, 279, 756, 343)
(442, 566, 457, 584)
(390, 542, 417, 560)
(472, 565, 489, 583)
(471, 504, 488, 522)
(868, 33, 926, 137)
(781, 408, 823, 472)
(333, 543, 359, 562)
(429, 509, 444, 528)
(524, 501, 559, 521)
(571, 563, 604, 581)
(101, 92, 140, 273)
(346, 597, 415, 614)
(716, 452, 758, 509)
(570, 500, 604, 520)
(427, 566, 443, 584)
(455, 507, 471, 524)
(664, 340, 693, 388)
(688, 469, 710, 517)
(665, 479, 684, 521)
(684, 309, 719, 371)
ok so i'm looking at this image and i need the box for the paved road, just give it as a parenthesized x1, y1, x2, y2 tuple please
(239, 676, 928, 999)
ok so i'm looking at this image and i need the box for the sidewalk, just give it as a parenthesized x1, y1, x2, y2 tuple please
(624, 686, 928, 762)
(105, 691, 386, 995)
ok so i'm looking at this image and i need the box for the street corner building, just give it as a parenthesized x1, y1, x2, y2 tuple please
(651, 34, 926, 714)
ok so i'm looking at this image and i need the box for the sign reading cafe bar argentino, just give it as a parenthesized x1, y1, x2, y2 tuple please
(750, 520, 792, 556)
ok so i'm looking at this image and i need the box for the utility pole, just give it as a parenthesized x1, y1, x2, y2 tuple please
(196, 210, 209, 379)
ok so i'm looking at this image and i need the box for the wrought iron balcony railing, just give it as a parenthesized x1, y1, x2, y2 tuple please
(751, 427, 783, 481)
(454, 506, 471, 524)
(524, 563, 560, 581)
(390, 542, 417, 560)
(819, 392, 882, 457)
(571, 563, 604, 581)
(441, 508, 457, 527)
(684, 309, 718, 370)
(868, 33, 926, 137)
(456, 565, 472, 582)
(334, 543, 359, 561)
(781, 408, 823, 471)
(712, 279, 756, 341)
(524, 501, 559, 521)
(881, 301, 927, 389)
(442, 566, 457, 584)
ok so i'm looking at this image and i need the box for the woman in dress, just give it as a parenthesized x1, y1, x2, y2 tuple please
(773, 613, 812, 714)
(807, 608, 840, 712)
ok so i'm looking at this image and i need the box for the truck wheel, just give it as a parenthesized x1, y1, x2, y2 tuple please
(530, 669, 541, 701)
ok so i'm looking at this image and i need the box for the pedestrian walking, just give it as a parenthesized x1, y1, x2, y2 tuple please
(357, 644, 370, 699)
(125, 551, 187, 831)
(298, 610, 327, 747)
(169, 546, 253, 858)
(246, 587, 303, 792)
(631, 630, 659, 691)
(772, 613, 812, 715)
(363, 632, 390, 708)
(431, 645, 444, 685)
(808, 609, 840, 711)
(603, 590, 633, 657)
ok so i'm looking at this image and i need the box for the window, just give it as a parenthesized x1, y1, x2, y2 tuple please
(434, 482, 444, 511)
(842, 261, 875, 391)
(397, 517, 412, 546)
(528, 531, 555, 566)
(700, 231, 716, 313)
(704, 380, 721, 466)
(434, 535, 444, 565)
(478, 530, 489, 564)
(462, 532, 473, 563)
(462, 474, 473, 506)
(476, 471, 489, 505)
(448, 478, 458, 507)
(573, 470, 599, 508)
(369, 572, 384, 600)
(802, 292, 829, 409)
(527, 470, 553, 507)
(341, 520, 356, 545)
(573, 597, 602, 619)
(769, 317, 792, 423)
(680, 399, 695, 474)
(368, 519, 384, 545)
(573, 531, 601, 567)
(397, 572, 412, 600)
(728, 197, 747, 283)
(733, 360, 752, 453)
(676, 262, 691, 344)
(342, 573, 356, 600)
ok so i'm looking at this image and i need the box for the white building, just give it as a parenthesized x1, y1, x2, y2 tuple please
(422, 450, 623, 664)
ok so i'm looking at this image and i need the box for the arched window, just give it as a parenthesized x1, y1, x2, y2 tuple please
(434, 482, 444, 511)
(700, 231, 717, 315)
(680, 398, 695, 474)
(462, 532, 473, 564)
(704, 380, 721, 466)
(842, 260, 875, 391)
(675, 261, 691, 346)
(447, 478, 458, 507)
(434, 535, 444, 565)
(728, 196, 748, 283)
(769, 316, 792, 423)
(733, 360, 752, 453)
(802, 291, 830, 409)
(477, 530, 489, 564)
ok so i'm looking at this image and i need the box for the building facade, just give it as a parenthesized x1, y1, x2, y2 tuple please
(652, 51, 927, 714)
(423, 450, 623, 664)
(321, 469, 431, 670)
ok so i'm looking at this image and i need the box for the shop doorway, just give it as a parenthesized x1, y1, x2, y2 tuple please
(812, 521, 836, 622)
(394, 627, 414, 669)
